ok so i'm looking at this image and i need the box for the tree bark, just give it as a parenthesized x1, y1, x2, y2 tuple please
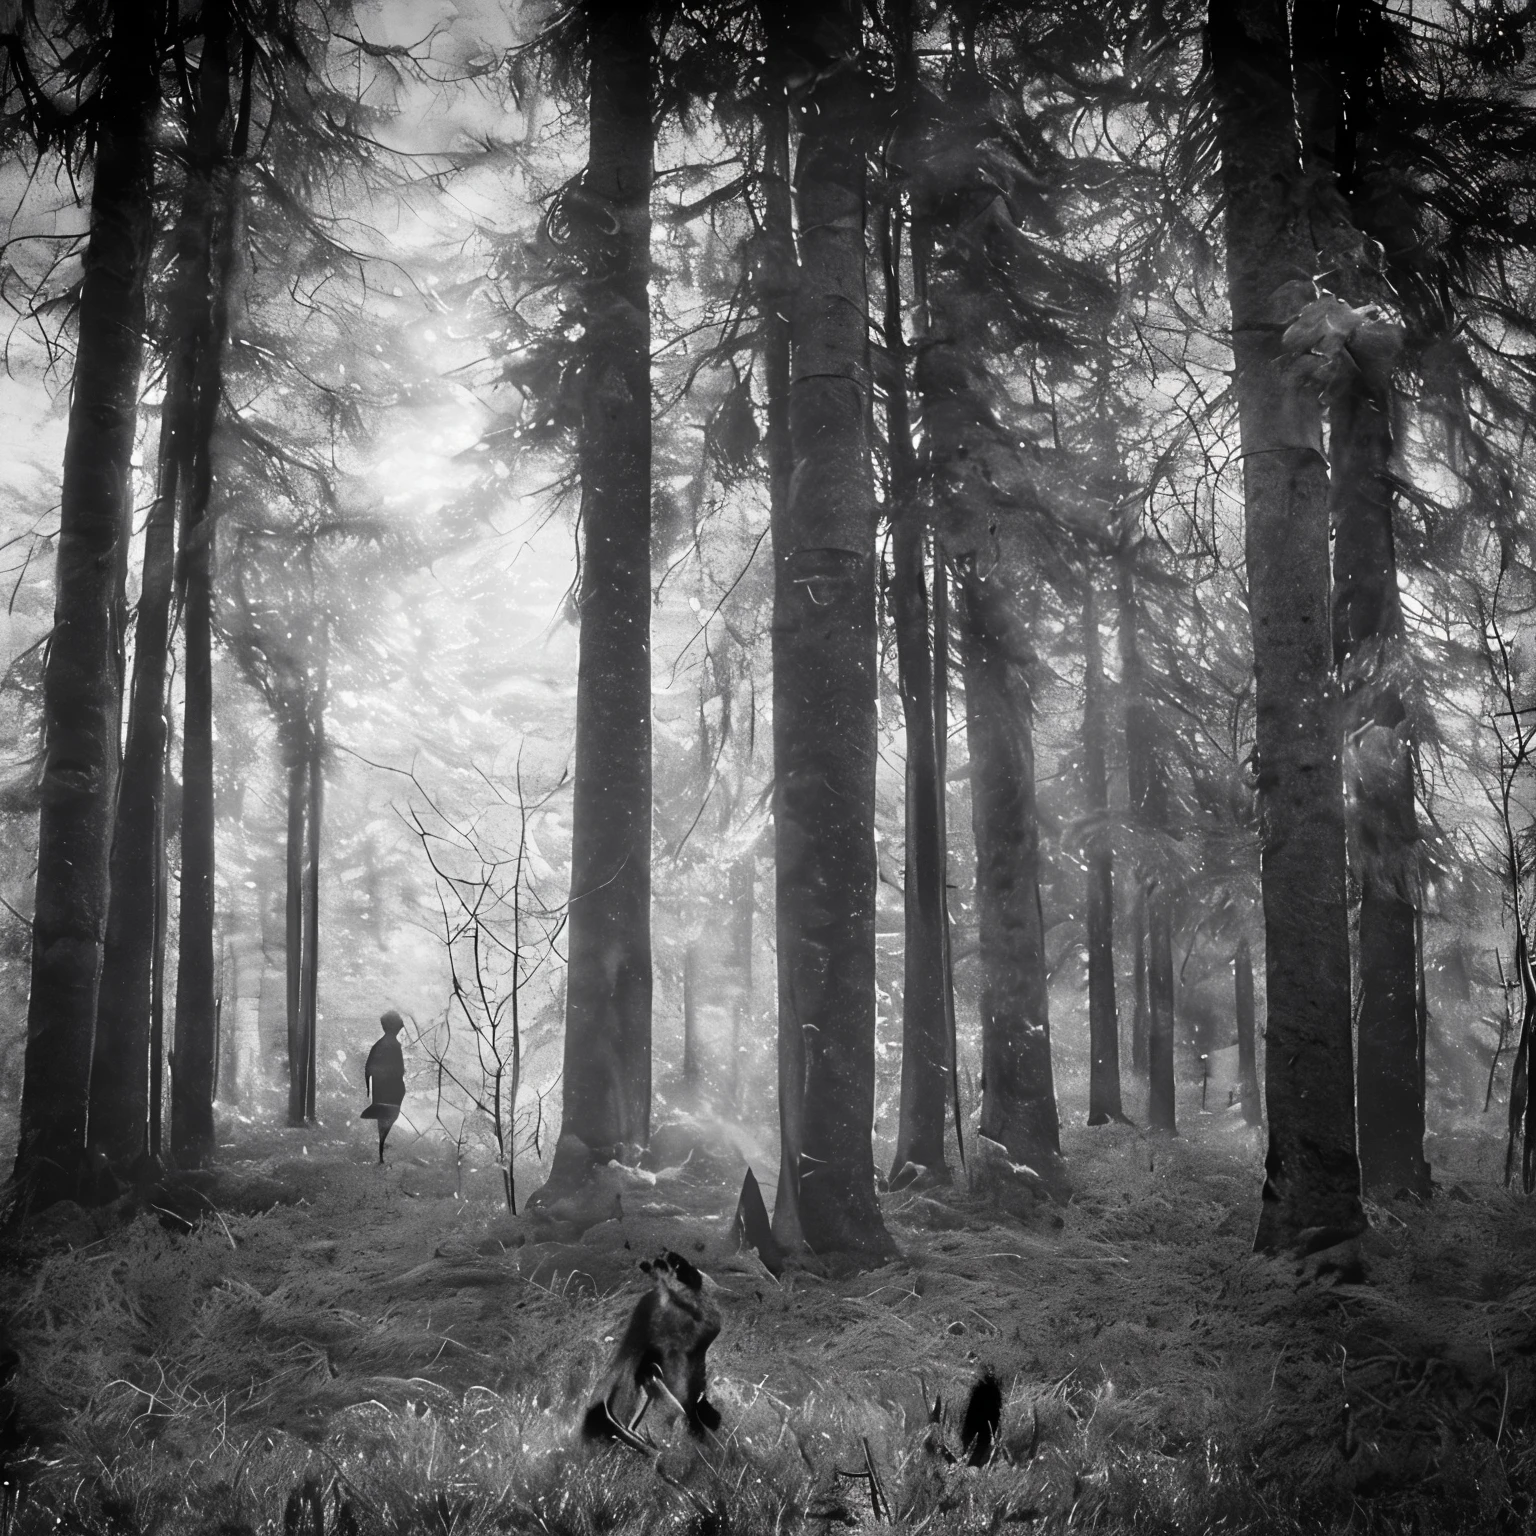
(1292, 0, 1429, 1200)
(960, 565, 1061, 1185)
(768, 0, 893, 1261)
(1209, 0, 1365, 1250)
(543, 2, 654, 1195)
(13, 3, 159, 1207)
(1235, 934, 1262, 1124)
(1082, 583, 1125, 1126)
(883, 202, 949, 1185)
(1333, 360, 1427, 1196)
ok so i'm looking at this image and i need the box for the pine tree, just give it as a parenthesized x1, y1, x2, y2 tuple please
(540, 1, 657, 1195)
(12, 2, 161, 1207)
(769, 0, 893, 1259)
(1208, 0, 1364, 1251)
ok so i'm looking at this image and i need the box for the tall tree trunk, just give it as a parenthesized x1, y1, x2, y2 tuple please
(257, 878, 282, 1090)
(757, 15, 805, 1245)
(13, 4, 159, 1207)
(1292, 0, 1428, 1200)
(769, 0, 893, 1261)
(92, 0, 237, 1174)
(960, 565, 1062, 1185)
(1209, 0, 1365, 1251)
(932, 552, 961, 1161)
(149, 741, 169, 1161)
(1334, 359, 1426, 1195)
(1082, 583, 1124, 1126)
(883, 203, 949, 1185)
(89, 394, 182, 1170)
(543, 3, 654, 1195)
(170, 8, 236, 1168)
(285, 749, 308, 1125)
(1115, 549, 1175, 1128)
(300, 724, 323, 1121)
(1235, 934, 1262, 1124)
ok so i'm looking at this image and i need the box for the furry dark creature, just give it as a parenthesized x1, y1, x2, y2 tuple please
(583, 1251, 722, 1442)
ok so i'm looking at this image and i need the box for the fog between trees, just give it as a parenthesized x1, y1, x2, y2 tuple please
(0, 0, 1533, 1271)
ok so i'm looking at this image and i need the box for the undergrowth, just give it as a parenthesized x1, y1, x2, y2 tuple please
(3, 1092, 1536, 1534)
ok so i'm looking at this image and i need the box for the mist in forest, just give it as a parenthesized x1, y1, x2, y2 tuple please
(2, 1, 1536, 1532)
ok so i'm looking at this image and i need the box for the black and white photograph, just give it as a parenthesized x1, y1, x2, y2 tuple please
(1, 0, 1535, 1529)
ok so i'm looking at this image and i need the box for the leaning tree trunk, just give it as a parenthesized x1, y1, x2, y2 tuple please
(769, 0, 893, 1261)
(14, 7, 159, 1207)
(1116, 548, 1176, 1130)
(1291, 0, 1428, 1199)
(1210, 0, 1365, 1251)
(960, 564, 1062, 1186)
(883, 203, 949, 1186)
(1082, 582, 1125, 1126)
(541, 2, 654, 1197)
(170, 2, 235, 1170)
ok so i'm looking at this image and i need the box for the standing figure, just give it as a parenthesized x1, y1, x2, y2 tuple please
(361, 1009, 406, 1164)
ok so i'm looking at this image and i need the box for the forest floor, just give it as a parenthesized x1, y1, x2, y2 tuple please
(3, 1090, 1536, 1536)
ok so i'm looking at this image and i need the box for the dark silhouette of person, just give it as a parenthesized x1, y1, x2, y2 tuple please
(361, 1009, 406, 1163)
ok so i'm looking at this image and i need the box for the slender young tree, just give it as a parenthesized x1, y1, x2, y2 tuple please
(1209, 0, 1365, 1251)
(769, 0, 893, 1260)
(285, 744, 309, 1122)
(883, 196, 950, 1185)
(1082, 580, 1125, 1125)
(88, 157, 201, 1169)
(13, 4, 160, 1206)
(169, 0, 240, 1168)
(1116, 545, 1176, 1131)
(298, 698, 325, 1121)
(541, 0, 656, 1196)
(752, 4, 807, 1247)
